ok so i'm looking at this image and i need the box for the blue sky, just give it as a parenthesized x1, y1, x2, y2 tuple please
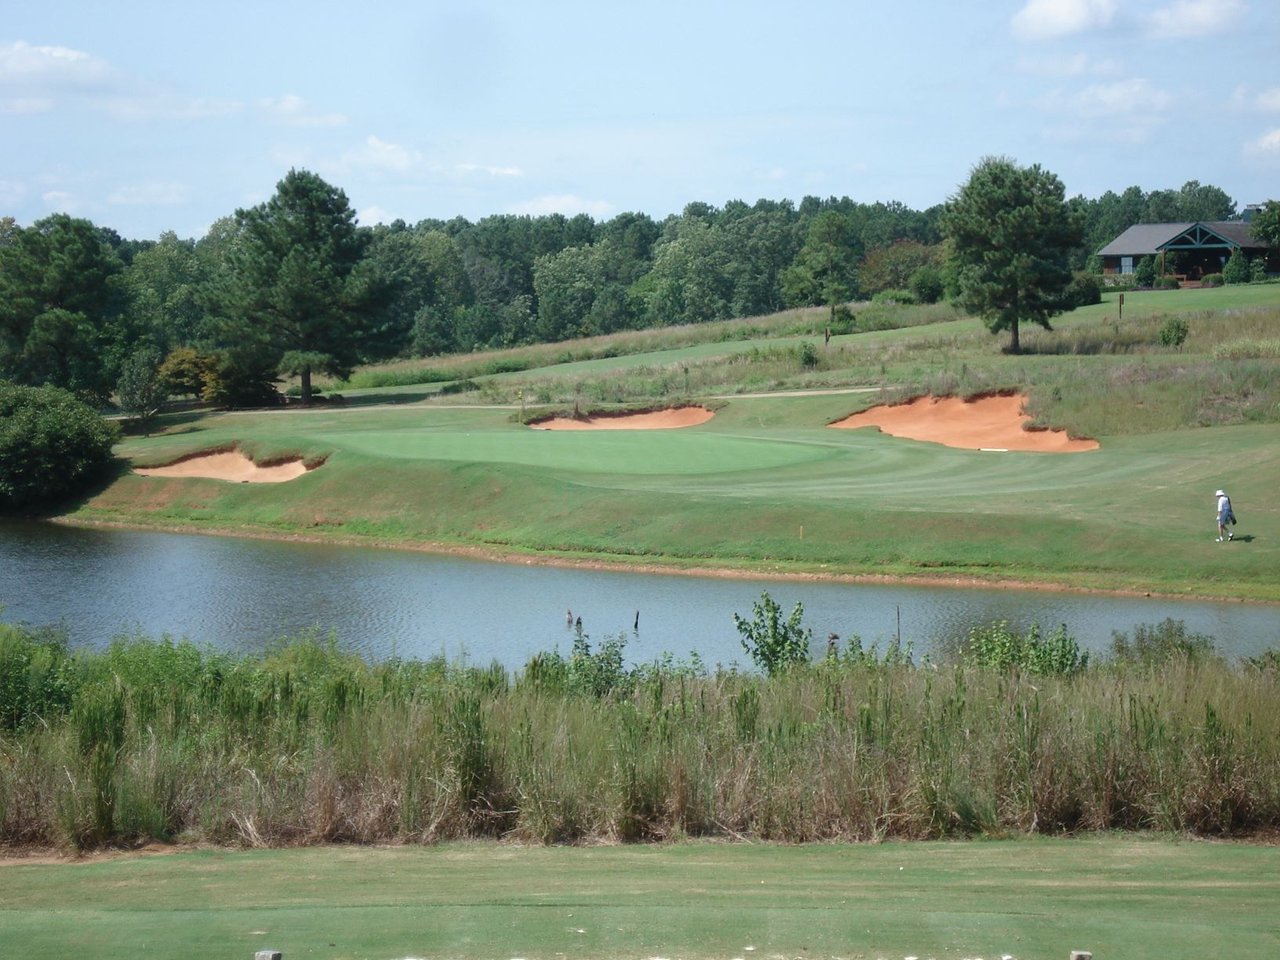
(3, 0, 1278, 239)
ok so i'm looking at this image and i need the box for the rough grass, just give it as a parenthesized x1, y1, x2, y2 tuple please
(4, 627, 1280, 851)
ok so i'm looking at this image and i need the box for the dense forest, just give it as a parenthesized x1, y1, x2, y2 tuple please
(0, 172, 1248, 408)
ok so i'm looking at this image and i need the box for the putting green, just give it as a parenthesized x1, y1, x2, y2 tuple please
(315, 423, 842, 476)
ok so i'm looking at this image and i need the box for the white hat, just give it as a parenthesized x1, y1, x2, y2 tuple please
(1215, 489, 1226, 497)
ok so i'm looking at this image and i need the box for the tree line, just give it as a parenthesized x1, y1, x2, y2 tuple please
(0, 167, 1263, 409)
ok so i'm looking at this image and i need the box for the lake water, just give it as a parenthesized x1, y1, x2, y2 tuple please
(1, 519, 1275, 667)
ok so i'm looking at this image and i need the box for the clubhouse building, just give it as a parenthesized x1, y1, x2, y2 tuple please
(1097, 221, 1276, 282)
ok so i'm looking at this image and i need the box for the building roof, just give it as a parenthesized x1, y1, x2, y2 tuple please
(1097, 221, 1264, 257)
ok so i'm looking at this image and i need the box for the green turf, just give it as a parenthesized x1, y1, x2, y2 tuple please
(80, 286, 1280, 600)
(90, 393, 1280, 599)
(1, 839, 1275, 960)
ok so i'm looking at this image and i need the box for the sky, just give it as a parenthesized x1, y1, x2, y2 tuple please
(3, 0, 1279, 240)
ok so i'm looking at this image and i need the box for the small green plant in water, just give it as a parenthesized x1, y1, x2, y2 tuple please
(733, 591, 812, 676)
(1110, 618, 1218, 666)
(960, 621, 1088, 676)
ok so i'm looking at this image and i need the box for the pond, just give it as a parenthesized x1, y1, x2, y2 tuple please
(2, 519, 1275, 667)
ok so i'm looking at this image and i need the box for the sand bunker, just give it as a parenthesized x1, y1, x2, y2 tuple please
(829, 394, 1098, 452)
(135, 450, 311, 483)
(532, 406, 714, 430)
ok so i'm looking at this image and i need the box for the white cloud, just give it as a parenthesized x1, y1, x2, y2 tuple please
(1011, 0, 1117, 40)
(0, 179, 26, 205)
(1016, 52, 1124, 77)
(0, 40, 240, 121)
(107, 182, 188, 206)
(0, 41, 113, 89)
(1246, 128, 1280, 156)
(356, 204, 398, 225)
(1231, 85, 1280, 113)
(41, 189, 77, 212)
(506, 194, 614, 218)
(103, 95, 240, 121)
(0, 97, 53, 114)
(344, 135, 421, 173)
(1048, 77, 1172, 118)
(457, 163, 524, 178)
(1147, 0, 1247, 38)
(260, 94, 347, 128)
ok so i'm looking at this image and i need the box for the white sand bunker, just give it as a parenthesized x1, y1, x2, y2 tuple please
(531, 406, 714, 430)
(829, 394, 1098, 452)
(135, 449, 311, 483)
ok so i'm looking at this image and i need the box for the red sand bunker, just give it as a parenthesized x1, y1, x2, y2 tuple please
(532, 406, 714, 430)
(829, 394, 1098, 452)
(135, 450, 311, 483)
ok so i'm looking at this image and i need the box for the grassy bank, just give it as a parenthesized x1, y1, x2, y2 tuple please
(4, 839, 1277, 960)
(76, 285, 1280, 600)
(4, 622, 1280, 851)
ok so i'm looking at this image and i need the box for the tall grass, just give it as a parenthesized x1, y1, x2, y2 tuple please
(3, 620, 1279, 850)
(332, 301, 959, 393)
(387, 299, 1280, 441)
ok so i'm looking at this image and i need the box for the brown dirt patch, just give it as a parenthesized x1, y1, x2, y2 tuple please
(134, 449, 311, 483)
(530, 406, 715, 430)
(829, 394, 1099, 452)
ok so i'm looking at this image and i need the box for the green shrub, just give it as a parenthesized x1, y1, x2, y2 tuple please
(829, 305, 856, 335)
(1250, 257, 1268, 283)
(199, 351, 281, 408)
(157, 347, 214, 398)
(0, 622, 76, 731)
(958, 621, 1088, 676)
(798, 341, 819, 370)
(1156, 276, 1182, 290)
(733, 591, 812, 676)
(567, 628, 633, 698)
(1134, 256, 1157, 287)
(1201, 273, 1225, 287)
(1223, 248, 1250, 284)
(1158, 316, 1190, 349)
(1062, 271, 1102, 309)
(871, 289, 917, 305)
(908, 265, 945, 304)
(115, 346, 169, 427)
(1109, 618, 1218, 666)
(438, 379, 481, 396)
(0, 381, 120, 512)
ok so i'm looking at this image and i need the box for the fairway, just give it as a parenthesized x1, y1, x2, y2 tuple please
(97, 391, 1280, 599)
(86, 286, 1280, 601)
(2, 839, 1276, 960)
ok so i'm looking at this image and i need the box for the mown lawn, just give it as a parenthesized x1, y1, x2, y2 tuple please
(87, 392, 1279, 600)
(2, 838, 1276, 960)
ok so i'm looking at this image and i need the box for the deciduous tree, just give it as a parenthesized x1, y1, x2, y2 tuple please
(1251, 200, 1280, 252)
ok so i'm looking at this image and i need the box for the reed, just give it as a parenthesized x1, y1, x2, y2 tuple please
(3, 624, 1280, 850)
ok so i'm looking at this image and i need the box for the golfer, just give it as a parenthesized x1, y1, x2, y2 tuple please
(1215, 489, 1235, 542)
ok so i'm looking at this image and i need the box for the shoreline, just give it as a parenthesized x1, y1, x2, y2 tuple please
(51, 514, 1277, 607)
